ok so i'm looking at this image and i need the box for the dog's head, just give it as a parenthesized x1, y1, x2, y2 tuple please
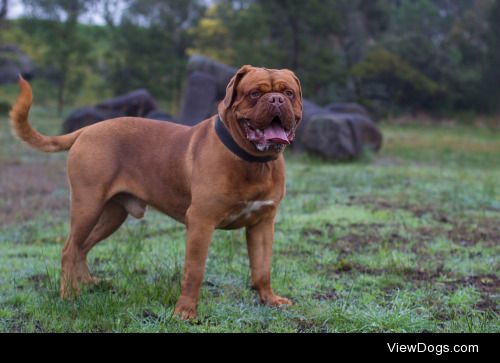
(217, 65, 303, 157)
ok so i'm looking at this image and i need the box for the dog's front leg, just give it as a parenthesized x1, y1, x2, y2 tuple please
(174, 209, 215, 320)
(246, 217, 292, 307)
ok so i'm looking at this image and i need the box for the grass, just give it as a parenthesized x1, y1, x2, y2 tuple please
(0, 106, 499, 332)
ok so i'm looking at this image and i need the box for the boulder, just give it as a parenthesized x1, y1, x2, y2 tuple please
(179, 71, 218, 125)
(95, 89, 157, 118)
(300, 113, 383, 161)
(63, 89, 159, 132)
(63, 107, 107, 133)
(187, 55, 236, 99)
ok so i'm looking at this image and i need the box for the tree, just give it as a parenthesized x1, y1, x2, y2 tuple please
(480, 0, 500, 112)
(201, 0, 343, 103)
(21, 0, 97, 115)
(0, 0, 7, 19)
(351, 48, 441, 113)
(104, 0, 205, 110)
(0, 0, 8, 43)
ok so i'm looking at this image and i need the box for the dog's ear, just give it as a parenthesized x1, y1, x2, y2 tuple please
(220, 65, 253, 112)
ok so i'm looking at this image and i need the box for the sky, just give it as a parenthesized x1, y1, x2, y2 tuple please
(6, 0, 119, 25)
(6, 0, 214, 25)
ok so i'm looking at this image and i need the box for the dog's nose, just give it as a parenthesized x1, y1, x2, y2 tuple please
(268, 94, 284, 106)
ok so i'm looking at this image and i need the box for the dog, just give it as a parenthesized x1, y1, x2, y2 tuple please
(9, 65, 303, 320)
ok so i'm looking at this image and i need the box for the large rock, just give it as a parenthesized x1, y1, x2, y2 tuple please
(179, 71, 218, 126)
(63, 107, 107, 133)
(95, 89, 157, 118)
(300, 113, 383, 161)
(0, 45, 35, 84)
(63, 89, 159, 133)
(187, 55, 236, 99)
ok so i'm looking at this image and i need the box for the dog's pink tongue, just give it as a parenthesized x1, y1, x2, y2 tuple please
(263, 123, 290, 144)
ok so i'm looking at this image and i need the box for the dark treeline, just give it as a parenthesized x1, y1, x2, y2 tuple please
(1, 0, 499, 117)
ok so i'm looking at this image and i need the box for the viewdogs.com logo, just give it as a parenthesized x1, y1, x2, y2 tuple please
(387, 343, 479, 355)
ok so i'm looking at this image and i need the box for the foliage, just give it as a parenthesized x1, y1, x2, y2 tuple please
(103, 0, 205, 112)
(351, 48, 442, 113)
(19, 0, 98, 114)
(0, 0, 499, 116)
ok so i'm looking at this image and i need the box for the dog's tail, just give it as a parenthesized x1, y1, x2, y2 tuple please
(9, 76, 83, 152)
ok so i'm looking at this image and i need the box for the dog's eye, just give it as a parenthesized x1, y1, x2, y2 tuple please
(284, 90, 294, 98)
(250, 90, 262, 99)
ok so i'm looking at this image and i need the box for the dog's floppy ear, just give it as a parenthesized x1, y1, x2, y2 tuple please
(221, 65, 253, 110)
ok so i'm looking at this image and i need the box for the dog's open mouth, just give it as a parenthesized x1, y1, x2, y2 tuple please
(243, 117, 291, 152)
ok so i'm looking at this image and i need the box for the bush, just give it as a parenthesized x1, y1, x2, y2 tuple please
(350, 48, 443, 114)
(0, 100, 10, 115)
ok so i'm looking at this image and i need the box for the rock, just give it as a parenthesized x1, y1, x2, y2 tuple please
(63, 89, 159, 132)
(300, 113, 383, 160)
(0, 44, 35, 84)
(293, 100, 331, 150)
(179, 71, 218, 125)
(178, 55, 238, 125)
(63, 107, 107, 133)
(95, 89, 157, 118)
(187, 55, 236, 99)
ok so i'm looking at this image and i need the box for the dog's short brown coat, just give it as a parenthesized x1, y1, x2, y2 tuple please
(9, 65, 303, 320)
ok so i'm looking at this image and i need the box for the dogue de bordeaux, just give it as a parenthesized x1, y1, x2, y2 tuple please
(9, 65, 303, 320)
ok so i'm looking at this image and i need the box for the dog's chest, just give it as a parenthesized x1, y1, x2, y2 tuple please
(219, 200, 275, 229)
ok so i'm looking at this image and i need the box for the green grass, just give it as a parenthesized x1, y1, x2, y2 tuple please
(0, 107, 499, 332)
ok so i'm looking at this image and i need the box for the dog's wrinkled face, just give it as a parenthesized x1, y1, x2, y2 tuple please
(218, 65, 303, 156)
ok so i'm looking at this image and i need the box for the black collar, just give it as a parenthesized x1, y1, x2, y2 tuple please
(215, 116, 277, 163)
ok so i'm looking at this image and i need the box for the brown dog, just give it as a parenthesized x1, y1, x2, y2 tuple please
(9, 65, 303, 320)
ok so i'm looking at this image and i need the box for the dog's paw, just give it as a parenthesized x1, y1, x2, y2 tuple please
(173, 297, 198, 320)
(262, 294, 293, 307)
(174, 305, 197, 320)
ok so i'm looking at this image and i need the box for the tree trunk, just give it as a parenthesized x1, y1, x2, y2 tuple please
(0, 0, 8, 20)
(57, 76, 65, 117)
(290, 16, 300, 70)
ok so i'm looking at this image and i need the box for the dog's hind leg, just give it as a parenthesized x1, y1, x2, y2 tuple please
(60, 192, 107, 299)
(81, 200, 128, 256)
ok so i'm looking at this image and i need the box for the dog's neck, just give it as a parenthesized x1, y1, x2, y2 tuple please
(215, 116, 278, 163)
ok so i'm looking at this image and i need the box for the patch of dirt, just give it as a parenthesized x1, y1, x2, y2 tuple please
(322, 261, 449, 280)
(312, 290, 338, 301)
(0, 161, 68, 225)
(348, 195, 440, 219)
(142, 310, 159, 321)
(323, 261, 499, 312)
(335, 195, 499, 247)
(448, 274, 500, 295)
(3, 312, 37, 333)
(28, 273, 51, 290)
(450, 274, 500, 314)
(294, 318, 328, 333)
(204, 280, 223, 297)
(302, 222, 389, 252)
(446, 220, 500, 247)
